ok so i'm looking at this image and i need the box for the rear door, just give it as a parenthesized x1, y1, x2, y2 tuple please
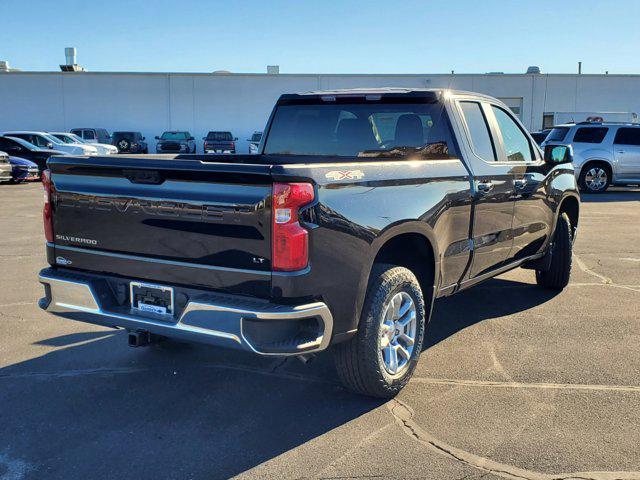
(613, 127, 640, 181)
(454, 99, 516, 279)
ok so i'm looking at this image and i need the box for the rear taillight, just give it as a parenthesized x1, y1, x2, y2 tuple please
(230, 141, 235, 150)
(272, 182, 314, 271)
(42, 170, 54, 242)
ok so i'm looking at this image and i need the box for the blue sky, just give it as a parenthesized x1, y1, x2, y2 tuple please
(2, 0, 639, 74)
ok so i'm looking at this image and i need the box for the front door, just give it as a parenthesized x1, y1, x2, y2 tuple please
(487, 105, 552, 260)
(613, 128, 640, 182)
(455, 100, 516, 279)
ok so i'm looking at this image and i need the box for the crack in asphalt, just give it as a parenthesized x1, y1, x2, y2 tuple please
(572, 254, 640, 293)
(387, 399, 640, 480)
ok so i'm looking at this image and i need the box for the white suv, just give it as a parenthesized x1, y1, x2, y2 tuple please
(543, 122, 640, 193)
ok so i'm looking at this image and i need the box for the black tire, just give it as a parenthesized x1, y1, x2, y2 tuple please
(578, 162, 611, 193)
(536, 212, 572, 290)
(143, 148, 148, 154)
(333, 264, 427, 398)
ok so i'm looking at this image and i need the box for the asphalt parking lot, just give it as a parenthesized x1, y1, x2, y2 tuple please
(0, 182, 639, 480)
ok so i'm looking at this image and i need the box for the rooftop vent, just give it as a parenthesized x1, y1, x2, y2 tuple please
(60, 47, 85, 72)
(0, 61, 19, 72)
(526, 66, 541, 74)
(267, 65, 280, 74)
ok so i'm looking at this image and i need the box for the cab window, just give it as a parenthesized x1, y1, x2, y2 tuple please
(459, 101, 496, 161)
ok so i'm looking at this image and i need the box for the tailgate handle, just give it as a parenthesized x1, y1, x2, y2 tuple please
(123, 170, 164, 185)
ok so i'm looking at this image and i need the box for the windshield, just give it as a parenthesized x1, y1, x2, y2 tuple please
(546, 127, 570, 142)
(42, 133, 64, 145)
(113, 132, 136, 141)
(53, 134, 80, 144)
(69, 133, 87, 143)
(161, 132, 189, 140)
(206, 132, 233, 141)
(263, 102, 455, 158)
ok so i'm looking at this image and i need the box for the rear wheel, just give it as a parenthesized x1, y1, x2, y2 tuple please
(536, 212, 573, 290)
(333, 264, 426, 398)
(579, 162, 611, 193)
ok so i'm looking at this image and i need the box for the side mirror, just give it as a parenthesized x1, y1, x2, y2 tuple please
(234, 137, 238, 141)
(46, 143, 54, 149)
(142, 137, 146, 141)
(189, 136, 194, 141)
(154, 136, 160, 140)
(544, 144, 572, 165)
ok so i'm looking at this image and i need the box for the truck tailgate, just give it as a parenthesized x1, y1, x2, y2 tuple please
(48, 156, 273, 296)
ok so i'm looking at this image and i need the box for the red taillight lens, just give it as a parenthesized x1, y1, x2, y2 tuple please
(272, 182, 314, 271)
(230, 141, 235, 150)
(42, 170, 54, 242)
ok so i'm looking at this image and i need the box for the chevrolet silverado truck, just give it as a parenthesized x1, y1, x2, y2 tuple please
(38, 89, 579, 397)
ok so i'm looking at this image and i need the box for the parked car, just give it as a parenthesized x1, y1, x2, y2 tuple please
(70, 128, 112, 145)
(7, 155, 39, 182)
(0, 136, 68, 173)
(543, 122, 640, 193)
(50, 132, 118, 155)
(0, 151, 12, 183)
(3, 131, 98, 156)
(530, 129, 551, 146)
(112, 131, 148, 153)
(248, 131, 262, 154)
(203, 131, 236, 154)
(38, 88, 579, 398)
(155, 131, 196, 153)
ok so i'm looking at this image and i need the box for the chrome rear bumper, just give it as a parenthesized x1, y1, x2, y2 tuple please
(38, 268, 333, 356)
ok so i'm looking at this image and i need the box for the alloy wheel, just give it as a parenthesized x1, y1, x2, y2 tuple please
(585, 167, 608, 191)
(379, 291, 417, 375)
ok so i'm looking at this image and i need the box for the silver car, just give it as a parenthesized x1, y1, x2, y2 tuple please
(0, 151, 12, 182)
(543, 122, 640, 193)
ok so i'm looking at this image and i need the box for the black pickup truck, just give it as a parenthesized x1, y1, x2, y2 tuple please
(38, 89, 579, 397)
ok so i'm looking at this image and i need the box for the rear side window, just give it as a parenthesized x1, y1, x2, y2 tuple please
(459, 101, 496, 161)
(546, 127, 569, 142)
(613, 128, 640, 146)
(573, 127, 608, 144)
(84, 130, 96, 140)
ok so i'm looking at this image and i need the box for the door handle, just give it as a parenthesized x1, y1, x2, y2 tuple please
(617, 150, 625, 154)
(476, 181, 494, 194)
(514, 178, 527, 189)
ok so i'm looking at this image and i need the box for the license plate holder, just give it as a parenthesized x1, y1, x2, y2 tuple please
(130, 281, 174, 317)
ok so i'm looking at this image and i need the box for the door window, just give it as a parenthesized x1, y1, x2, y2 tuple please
(573, 127, 608, 144)
(459, 101, 496, 161)
(491, 106, 533, 162)
(613, 128, 640, 146)
(84, 129, 96, 140)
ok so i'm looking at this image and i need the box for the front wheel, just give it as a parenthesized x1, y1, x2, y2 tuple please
(333, 264, 426, 398)
(536, 212, 573, 290)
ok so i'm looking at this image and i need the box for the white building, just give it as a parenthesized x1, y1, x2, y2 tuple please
(1, 70, 639, 153)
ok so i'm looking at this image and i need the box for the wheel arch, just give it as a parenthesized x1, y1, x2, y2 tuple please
(553, 194, 580, 242)
(351, 224, 439, 334)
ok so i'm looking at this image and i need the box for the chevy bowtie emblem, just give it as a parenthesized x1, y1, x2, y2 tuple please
(325, 170, 365, 181)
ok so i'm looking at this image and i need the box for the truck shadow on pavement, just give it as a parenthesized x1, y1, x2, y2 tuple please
(425, 277, 559, 349)
(0, 277, 556, 479)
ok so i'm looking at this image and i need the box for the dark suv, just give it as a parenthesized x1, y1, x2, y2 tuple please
(203, 131, 237, 154)
(155, 131, 196, 153)
(112, 132, 148, 154)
